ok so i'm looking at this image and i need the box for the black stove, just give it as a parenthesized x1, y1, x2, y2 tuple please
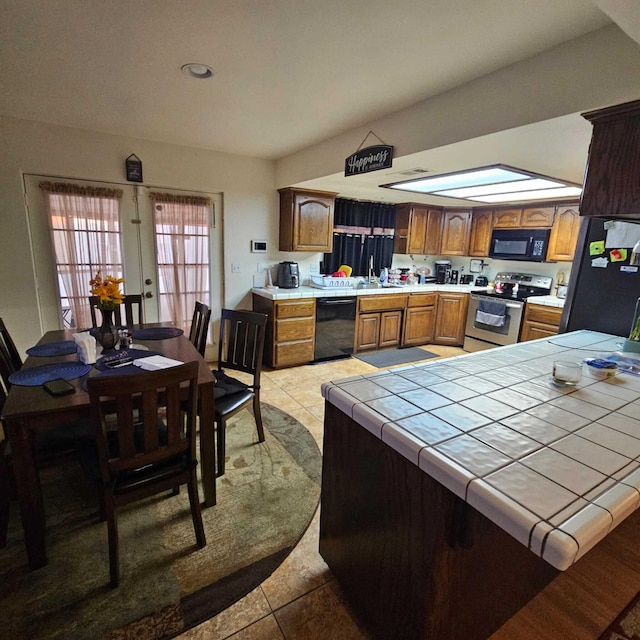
(474, 272, 553, 302)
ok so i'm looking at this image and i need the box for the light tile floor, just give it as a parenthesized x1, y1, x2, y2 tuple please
(178, 345, 464, 640)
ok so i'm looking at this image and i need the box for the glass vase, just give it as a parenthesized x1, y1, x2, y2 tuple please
(97, 308, 118, 351)
(622, 297, 640, 354)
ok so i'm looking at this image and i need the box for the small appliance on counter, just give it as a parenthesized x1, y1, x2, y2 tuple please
(460, 274, 474, 285)
(277, 261, 299, 288)
(449, 270, 459, 285)
(474, 276, 489, 287)
(435, 260, 451, 284)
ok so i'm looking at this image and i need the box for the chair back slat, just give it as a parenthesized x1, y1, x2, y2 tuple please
(0, 318, 22, 391)
(87, 362, 199, 480)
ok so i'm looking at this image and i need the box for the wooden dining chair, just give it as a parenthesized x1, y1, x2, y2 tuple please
(86, 361, 206, 588)
(213, 309, 268, 476)
(0, 383, 12, 549)
(189, 301, 211, 358)
(88, 294, 144, 327)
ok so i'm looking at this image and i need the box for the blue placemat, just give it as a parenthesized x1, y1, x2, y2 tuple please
(26, 340, 78, 357)
(9, 361, 92, 386)
(131, 327, 184, 340)
(95, 349, 160, 371)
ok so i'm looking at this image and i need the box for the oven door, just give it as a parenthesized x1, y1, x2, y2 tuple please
(464, 294, 524, 347)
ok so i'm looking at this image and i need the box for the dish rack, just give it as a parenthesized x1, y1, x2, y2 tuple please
(310, 275, 358, 289)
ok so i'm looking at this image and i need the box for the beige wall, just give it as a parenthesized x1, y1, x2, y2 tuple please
(0, 116, 280, 354)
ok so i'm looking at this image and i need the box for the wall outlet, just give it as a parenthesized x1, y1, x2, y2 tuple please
(231, 263, 241, 273)
(310, 263, 319, 273)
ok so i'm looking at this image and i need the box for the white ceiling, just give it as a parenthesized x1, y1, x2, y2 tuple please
(1, 0, 639, 205)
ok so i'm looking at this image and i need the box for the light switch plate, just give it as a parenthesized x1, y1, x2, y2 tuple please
(231, 263, 241, 273)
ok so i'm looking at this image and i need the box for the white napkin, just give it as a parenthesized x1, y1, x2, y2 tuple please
(73, 331, 97, 365)
(133, 355, 183, 371)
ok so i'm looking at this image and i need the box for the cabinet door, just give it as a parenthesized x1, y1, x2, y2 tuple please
(407, 207, 429, 254)
(423, 209, 443, 255)
(440, 210, 471, 256)
(403, 306, 435, 346)
(492, 208, 522, 228)
(356, 313, 380, 351)
(519, 321, 559, 342)
(547, 205, 581, 262)
(434, 293, 468, 345)
(379, 311, 402, 348)
(468, 210, 493, 257)
(521, 207, 555, 228)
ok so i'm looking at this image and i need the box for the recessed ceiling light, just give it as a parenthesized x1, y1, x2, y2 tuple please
(181, 63, 214, 79)
(379, 164, 581, 203)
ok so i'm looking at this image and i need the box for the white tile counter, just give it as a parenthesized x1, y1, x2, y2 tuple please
(321, 330, 640, 570)
(526, 294, 566, 308)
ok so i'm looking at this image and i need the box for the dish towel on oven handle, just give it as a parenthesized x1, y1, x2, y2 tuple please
(475, 299, 507, 327)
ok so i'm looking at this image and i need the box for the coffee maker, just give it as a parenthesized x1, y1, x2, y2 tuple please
(435, 260, 451, 284)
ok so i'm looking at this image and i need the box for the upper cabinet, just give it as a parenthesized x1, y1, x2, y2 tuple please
(468, 209, 493, 257)
(492, 208, 522, 228)
(547, 205, 581, 262)
(581, 99, 640, 219)
(440, 210, 471, 256)
(279, 187, 338, 252)
(394, 204, 443, 255)
(521, 206, 555, 228)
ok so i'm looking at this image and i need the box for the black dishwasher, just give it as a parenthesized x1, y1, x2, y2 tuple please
(314, 296, 357, 362)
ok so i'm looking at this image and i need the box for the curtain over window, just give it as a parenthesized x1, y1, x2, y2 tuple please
(323, 198, 396, 276)
(150, 192, 212, 335)
(40, 181, 123, 329)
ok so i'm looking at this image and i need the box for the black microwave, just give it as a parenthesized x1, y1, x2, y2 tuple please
(488, 228, 551, 262)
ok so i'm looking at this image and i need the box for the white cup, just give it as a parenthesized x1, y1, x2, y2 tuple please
(552, 360, 582, 386)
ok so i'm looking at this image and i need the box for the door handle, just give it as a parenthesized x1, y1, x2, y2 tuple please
(145, 291, 153, 299)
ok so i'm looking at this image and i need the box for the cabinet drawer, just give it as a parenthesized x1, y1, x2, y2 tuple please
(358, 295, 407, 313)
(274, 340, 315, 367)
(407, 293, 437, 308)
(275, 317, 315, 342)
(525, 303, 562, 326)
(275, 300, 315, 319)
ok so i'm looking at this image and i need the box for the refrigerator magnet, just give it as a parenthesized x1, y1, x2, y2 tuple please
(610, 248, 627, 262)
(589, 240, 605, 255)
(591, 256, 608, 268)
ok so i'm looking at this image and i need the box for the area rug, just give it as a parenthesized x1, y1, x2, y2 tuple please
(0, 403, 321, 639)
(355, 346, 438, 368)
(599, 592, 640, 639)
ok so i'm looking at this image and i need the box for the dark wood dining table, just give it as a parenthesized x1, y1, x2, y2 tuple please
(1, 325, 216, 570)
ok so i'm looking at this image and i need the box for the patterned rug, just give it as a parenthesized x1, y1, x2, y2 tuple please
(0, 403, 321, 639)
(600, 593, 640, 640)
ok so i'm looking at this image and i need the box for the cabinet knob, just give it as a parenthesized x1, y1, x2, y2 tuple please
(145, 291, 153, 299)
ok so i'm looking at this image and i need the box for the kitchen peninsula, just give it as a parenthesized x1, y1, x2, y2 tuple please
(319, 330, 640, 639)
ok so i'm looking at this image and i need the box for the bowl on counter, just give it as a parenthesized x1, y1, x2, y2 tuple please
(583, 358, 618, 380)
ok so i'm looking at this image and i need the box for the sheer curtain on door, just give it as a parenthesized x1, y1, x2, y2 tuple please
(39, 181, 124, 330)
(150, 192, 211, 335)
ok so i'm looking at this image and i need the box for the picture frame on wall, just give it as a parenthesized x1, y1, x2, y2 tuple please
(125, 154, 143, 183)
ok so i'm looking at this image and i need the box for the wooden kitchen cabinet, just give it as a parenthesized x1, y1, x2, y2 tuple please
(253, 295, 316, 367)
(402, 293, 437, 346)
(521, 206, 555, 228)
(394, 204, 443, 255)
(440, 209, 471, 256)
(581, 99, 640, 218)
(547, 204, 581, 262)
(278, 187, 337, 252)
(355, 294, 407, 352)
(492, 208, 522, 228)
(468, 209, 493, 257)
(433, 292, 468, 346)
(520, 302, 563, 342)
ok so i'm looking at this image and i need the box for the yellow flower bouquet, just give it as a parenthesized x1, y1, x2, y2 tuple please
(90, 271, 125, 310)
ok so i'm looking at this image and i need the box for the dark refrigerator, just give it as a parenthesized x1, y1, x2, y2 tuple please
(562, 217, 640, 338)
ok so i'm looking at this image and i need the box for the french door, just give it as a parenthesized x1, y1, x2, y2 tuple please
(23, 175, 223, 356)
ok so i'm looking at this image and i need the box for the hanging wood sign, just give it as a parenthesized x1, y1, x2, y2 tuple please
(125, 154, 143, 183)
(345, 144, 393, 177)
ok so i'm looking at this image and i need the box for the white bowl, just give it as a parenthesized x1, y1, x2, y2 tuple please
(584, 358, 618, 380)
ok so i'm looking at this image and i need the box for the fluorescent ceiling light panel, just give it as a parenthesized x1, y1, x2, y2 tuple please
(473, 186, 583, 203)
(380, 164, 581, 203)
(436, 178, 564, 198)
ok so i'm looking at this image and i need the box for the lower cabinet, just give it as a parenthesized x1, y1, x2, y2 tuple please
(253, 295, 316, 368)
(402, 293, 437, 346)
(520, 303, 563, 342)
(433, 293, 469, 346)
(355, 295, 407, 352)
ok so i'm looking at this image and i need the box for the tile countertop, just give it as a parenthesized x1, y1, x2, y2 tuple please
(252, 284, 565, 307)
(321, 330, 640, 571)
